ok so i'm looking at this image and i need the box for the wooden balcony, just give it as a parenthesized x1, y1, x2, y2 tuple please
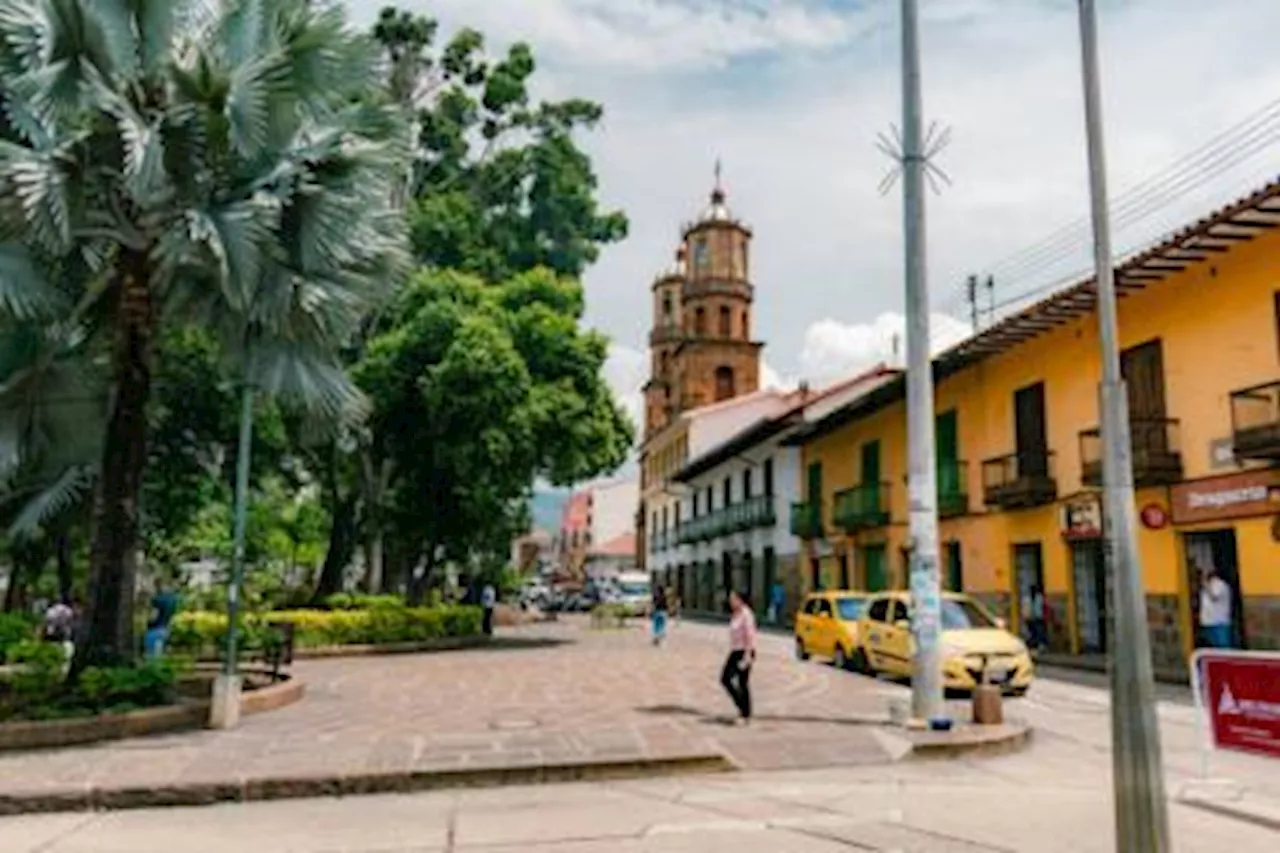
(723, 495, 777, 533)
(789, 500, 824, 539)
(982, 451, 1057, 510)
(833, 482, 890, 531)
(1079, 418, 1182, 488)
(1231, 380, 1280, 460)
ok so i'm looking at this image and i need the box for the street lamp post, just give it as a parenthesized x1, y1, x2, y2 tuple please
(900, 0, 944, 722)
(212, 379, 255, 730)
(1075, 2, 1171, 849)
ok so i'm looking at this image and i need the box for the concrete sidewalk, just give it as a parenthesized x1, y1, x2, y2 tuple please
(4, 758, 1276, 852)
(0, 619, 924, 813)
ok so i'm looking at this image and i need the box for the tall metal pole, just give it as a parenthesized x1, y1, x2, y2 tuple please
(1075, 3, 1171, 850)
(901, 0, 944, 722)
(222, 381, 256, 677)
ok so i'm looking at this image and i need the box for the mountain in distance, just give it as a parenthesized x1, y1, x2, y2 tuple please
(529, 488, 570, 533)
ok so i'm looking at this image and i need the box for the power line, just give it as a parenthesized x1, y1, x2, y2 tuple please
(948, 94, 1280, 326)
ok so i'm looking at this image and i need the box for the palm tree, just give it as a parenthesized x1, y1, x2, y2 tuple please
(0, 0, 409, 667)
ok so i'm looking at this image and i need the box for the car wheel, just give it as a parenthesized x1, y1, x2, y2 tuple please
(795, 638, 809, 661)
(833, 646, 849, 671)
(851, 647, 870, 675)
(1009, 685, 1030, 698)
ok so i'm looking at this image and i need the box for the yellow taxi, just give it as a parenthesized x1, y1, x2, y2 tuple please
(855, 591, 1034, 695)
(793, 590, 870, 670)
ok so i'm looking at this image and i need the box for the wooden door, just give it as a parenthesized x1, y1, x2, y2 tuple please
(860, 440, 881, 485)
(1014, 383, 1048, 476)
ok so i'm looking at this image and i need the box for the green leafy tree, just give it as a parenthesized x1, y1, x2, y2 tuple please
(0, 0, 409, 667)
(358, 268, 632, 600)
(372, 6, 628, 281)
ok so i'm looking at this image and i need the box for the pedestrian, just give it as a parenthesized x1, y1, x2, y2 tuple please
(144, 581, 180, 659)
(651, 584, 669, 646)
(481, 581, 497, 636)
(767, 580, 784, 626)
(1026, 584, 1047, 652)
(1198, 562, 1234, 648)
(720, 590, 757, 726)
(42, 598, 75, 666)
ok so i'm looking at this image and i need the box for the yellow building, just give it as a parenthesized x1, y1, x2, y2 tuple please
(788, 179, 1280, 678)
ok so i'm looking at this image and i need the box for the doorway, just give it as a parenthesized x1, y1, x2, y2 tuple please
(1014, 543, 1045, 644)
(838, 552, 850, 590)
(945, 541, 963, 592)
(862, 544, 887, 591)
(1014, 384, 1048, 477)
(1071, 540, 1107, 654)
(1185, 530, 1246, 648)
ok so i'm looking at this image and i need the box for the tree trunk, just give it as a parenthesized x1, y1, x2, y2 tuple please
(76, 254, 154, 673)
(2, 561, 23, 613)
(364, 532, 384, 594)
(313, 495, 357, 604)
(56, 531, 74, 604)
(407, 543, 439, 606)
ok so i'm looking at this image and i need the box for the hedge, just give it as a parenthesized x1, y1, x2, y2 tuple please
(168, 605, 483, 655)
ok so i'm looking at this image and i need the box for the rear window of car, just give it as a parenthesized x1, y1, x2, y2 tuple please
(835, 597, 866, 621)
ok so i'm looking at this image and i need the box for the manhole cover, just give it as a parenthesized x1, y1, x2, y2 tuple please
(490, 719, 540, 731)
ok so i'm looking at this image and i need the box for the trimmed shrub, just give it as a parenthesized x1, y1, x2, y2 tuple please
(168, 605, 483, 655)
(0, 613, 36, 662)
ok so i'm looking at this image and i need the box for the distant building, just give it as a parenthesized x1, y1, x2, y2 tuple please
(553, 477, 639, 579)
(637, 166, 765, 570)
(585, 531, 636, 581)
(511, 529, 553, 575)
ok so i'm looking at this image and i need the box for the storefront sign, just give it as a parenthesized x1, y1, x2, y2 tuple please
(1170, 469, 1280, 525)
(1060, 494, 1103, 540)
(1140, 503, 1169, 530)
(1199, 653, 1280, 760)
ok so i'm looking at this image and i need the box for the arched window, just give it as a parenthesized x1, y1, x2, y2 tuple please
(694, 307, 706, 336)
(714, 366, 735, 401)
(659, 351, 670, 375)
(661, 292, 673, 320)
(718, 306, 731, 337)
(742, 311, 750, 339)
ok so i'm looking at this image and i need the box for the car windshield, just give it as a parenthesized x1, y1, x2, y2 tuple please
(940, 599, 996, 630)
(835, 597, 866, 621)
(619, 583, 649, 596)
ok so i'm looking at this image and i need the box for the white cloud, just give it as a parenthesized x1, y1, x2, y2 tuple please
(343, 0, 1280, 381)
(798, 313, 972, 385)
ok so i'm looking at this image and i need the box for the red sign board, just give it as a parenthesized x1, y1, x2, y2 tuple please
(1201, 654, 1280, 759)
(1140, 503, 1168, 530)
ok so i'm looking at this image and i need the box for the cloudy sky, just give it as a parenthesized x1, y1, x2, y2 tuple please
(345, 0, 1280, 429)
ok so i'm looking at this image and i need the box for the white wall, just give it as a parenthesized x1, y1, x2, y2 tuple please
(589, 477, 638, 544)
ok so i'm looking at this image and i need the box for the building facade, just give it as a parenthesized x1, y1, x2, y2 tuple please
(638, 171, 766, 569)
(788, 179, 1280, 678)
(657, 367, 899, 624)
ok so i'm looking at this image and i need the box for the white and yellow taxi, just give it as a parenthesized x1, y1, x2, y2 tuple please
(855, 591, 1034, 694)
(793, 590, 870, 671)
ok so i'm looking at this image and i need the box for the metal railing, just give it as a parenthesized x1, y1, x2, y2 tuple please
(981, 450, 1057, 508)
(790, 500, 823, 539)
(833, 482, 891, 531)
(1231, 380, 1280, 459)
(1079, 418, 1182, 487)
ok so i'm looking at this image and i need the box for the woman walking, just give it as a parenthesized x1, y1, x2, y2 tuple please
(721, 591, 757, 725)
(651, 583, 669, 646)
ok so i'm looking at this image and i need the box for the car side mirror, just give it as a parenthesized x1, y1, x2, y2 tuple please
(894, 619, 909, 631)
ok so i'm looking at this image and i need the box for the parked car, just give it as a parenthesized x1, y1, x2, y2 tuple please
(793, 590, 869, 670)
(854, 591, 1034, 695)
(612, 571, 651, 617)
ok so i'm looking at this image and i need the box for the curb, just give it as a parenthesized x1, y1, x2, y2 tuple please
(291, 636, 491, 659)
(905, 722, 1033, 759)
(0, 753, 735, 817)
(1179, 795, 1280, 832)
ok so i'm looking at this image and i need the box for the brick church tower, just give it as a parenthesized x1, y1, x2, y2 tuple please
(642, 166, 763, 440)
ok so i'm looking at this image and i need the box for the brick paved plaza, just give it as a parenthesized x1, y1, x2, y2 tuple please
(0, 617, 900, 805)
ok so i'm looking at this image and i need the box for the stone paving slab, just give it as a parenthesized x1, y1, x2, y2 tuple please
(0, 618, 911, 813)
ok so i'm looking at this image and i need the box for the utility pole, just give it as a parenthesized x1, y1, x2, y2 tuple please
(900, 0, 944, 723)
(966, 274, 980, 333)
(1075, 3, 1171, 850)
(985, 275, 995, 326)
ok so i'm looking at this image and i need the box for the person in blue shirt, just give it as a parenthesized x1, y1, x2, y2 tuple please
(144, 582, 179, 659)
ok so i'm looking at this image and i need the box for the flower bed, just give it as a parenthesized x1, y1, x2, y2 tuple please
(169, 605, 483, 658)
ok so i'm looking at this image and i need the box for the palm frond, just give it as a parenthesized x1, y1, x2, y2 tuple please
(5, 463, 94, 539)
(0, 243, 64, 319)
(248, 340, 367, 422)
